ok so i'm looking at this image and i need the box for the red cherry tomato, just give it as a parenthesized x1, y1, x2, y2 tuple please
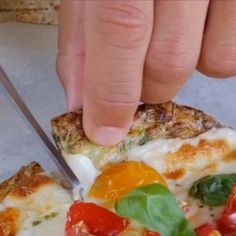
(217, 185, 236, 235)
(143, 230, 161, 236)
(195, 223, 216, 236)
(224, 185, 236, 215)
(218, 215, 236, 235)
(65, 201, 129, 236)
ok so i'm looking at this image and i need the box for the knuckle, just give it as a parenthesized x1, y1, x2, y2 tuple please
(92, 3, 150, 48)
(146, 37, 194, 75)
(88, 78, 139, 105)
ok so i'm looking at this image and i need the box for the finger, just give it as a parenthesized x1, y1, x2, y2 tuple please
(84, 1, 153, 145)
(142, 0, 209, 103)
(56, 0, 85, 111)
(198, 1, 236, 78)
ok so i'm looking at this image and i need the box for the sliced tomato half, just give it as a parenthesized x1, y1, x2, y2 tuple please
(195, 223, 217, 236)
(65, 201, 129, 236)
(217, 185, 236, 234)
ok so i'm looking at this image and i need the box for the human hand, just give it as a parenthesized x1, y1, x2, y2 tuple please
(57, 1, 236, 146)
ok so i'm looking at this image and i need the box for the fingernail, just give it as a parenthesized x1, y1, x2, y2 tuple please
(92, 127, 125, 146)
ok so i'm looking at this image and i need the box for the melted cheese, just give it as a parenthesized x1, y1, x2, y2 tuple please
(128, 128, 236, 184)
(128, 128, 236, 227)
(9, 174, 53, 199)
(65, 128, 236, 193)
(0, 174, 72, 236)
(1, 127, 236, 235)
(64, 154, 100, 194)
(65, 128, 236, 230)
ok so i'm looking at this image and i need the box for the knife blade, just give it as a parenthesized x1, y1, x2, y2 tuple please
(0, 66, 84, 198)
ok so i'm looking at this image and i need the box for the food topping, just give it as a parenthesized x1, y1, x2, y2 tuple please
(65, 201, 128, 236)
(115, 183, 195, 236)
(195, 223, 220, 236)
(217, 185, 236, 234)
(89, 161, 166, 202)
(190, 174, 236, 206)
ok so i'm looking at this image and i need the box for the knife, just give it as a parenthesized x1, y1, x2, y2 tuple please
(0, 66, 84, 198)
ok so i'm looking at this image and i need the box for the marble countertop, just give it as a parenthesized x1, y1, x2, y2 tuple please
(0, 22, 235, 180)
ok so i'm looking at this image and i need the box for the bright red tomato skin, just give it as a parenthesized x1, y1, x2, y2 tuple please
(224, 185, 236, 215)
(195, 223, 216, 236)
(217, 186, 236, 235)
(143, 230, 161, 236)
(217, 214, 236, 235)
(65, 201, 129, 236)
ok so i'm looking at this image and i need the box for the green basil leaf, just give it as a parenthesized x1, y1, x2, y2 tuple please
(189, 173, 236, 206)
(115, 183, 195, 236)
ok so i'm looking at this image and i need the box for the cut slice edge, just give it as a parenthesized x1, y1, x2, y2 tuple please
(51, 101, 224, 169)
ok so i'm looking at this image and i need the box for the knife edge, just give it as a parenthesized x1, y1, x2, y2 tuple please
(0, 66, 84, 198)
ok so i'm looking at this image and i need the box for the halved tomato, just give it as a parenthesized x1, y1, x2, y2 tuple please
(195, 223, 217, 236)
(65, 201, 129, 236)
(217, 185, 236, 235)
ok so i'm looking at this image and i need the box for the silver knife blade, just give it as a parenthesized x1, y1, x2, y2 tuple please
(0, 66, 84, 198)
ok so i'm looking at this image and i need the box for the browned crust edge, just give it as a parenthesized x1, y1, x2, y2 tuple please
(0, 0, 61, 25)
(51, 102, 224, 169)
(0, 162, 44, 202)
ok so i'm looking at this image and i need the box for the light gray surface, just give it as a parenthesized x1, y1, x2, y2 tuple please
(0, 23, 65, 180)
(0, 23, 235, 180)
